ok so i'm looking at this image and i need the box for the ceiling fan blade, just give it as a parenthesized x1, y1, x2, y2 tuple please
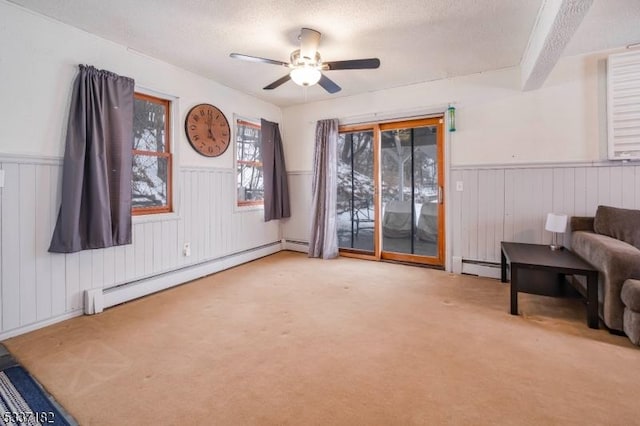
(318, 74, 341, 94)
(230, 53, 289, 67)
(324, 58, 381, 70)
(263, 74, 292, 90)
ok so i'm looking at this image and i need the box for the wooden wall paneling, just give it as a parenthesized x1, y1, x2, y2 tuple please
(78, 250, 93, 303)
(223, 173, 232, 256)
(511, 169, 527, 243)
(503, 169, 515, 245)
(196, 171, 205, 262)
(134, 224, 145, 277)
(573, 167, 587, 216)
(549, 167, 572, 246)
(50, 163, 67, 316)
(218, 171, 226, 256)
(91, 247, 104, 290)
(35, 165, 52, 321)
(176, 170, 186, 267)
(229, 172, 236, 253)
(491, 170, 505, 261)
(124, 232, 136, 282)
(597, 167, 611, 207)
(189, 170, 198, 263)
(461, 170, 478, 259)
(207, 171, 215, 259)
(282, 173, 313, 243)
(65, 253, 80, 312)
(193, 171, 202, 262)
(562, 167, 576, 218)
(204, 171, 213, 259)
(520, 169, 534, 244)
(152, 221, 163, 273)
(540, 169, 554, 246)
(585, 167, 599, 215)
(209, 171, 218, 259)
(19, 164, 37, 326)
(476, 170, 490, 261)
(1, 163, 20, 330)
(102, 247, 115, 289)
(113, 245, 127, 287)
(182, 171, 192, 266)
(143, 222, 154, 275)
(621, 166, 635, 209)
(162, 220, 178, 272)
(609, 167, 623, 207)
(450, 170, 463, 260)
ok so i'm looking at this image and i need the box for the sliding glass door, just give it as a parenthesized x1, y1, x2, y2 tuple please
(380, 118, 443, 265)
(337, 117, 444, 266)
(337, 128, 376, 256)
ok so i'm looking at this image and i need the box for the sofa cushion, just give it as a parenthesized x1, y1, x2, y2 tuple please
(570, 216, 594, 232)
(593, 205, 640, 250)
(621, 279, 640, 312)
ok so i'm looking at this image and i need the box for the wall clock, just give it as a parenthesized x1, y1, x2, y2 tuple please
(184, 103, 231, 157)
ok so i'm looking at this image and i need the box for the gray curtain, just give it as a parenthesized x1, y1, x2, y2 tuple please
(261, 119, 291, 221)
(308, 119, 339, 259)
(49, 65, 135, 253)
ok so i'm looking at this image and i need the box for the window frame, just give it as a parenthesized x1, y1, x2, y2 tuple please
(132, 92, 173, 216)
(234, 116, 264, 209)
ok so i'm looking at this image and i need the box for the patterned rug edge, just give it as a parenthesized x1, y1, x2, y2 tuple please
(0, 344, 77, 426)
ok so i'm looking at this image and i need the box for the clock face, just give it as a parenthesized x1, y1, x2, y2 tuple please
(184, 104, 230, 157)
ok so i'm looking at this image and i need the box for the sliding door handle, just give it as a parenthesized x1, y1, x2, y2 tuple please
(438, 186, 443, 204)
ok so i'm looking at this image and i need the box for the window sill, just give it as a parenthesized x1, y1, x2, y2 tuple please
(234, 204, 264, 213)
(132, 211, 180, 224)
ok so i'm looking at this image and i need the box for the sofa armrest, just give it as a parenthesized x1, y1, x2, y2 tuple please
(572, 230, 640, 330)
(570, 216, 594, 232)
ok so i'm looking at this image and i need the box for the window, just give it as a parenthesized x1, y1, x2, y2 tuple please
(132, 93, 172, 214)
(236, 119, 263, 206)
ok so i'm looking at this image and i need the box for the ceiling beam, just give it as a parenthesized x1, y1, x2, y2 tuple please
(521, 0, 594, 91)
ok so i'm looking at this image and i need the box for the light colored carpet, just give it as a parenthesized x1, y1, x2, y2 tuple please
(4, 251, 640, 425)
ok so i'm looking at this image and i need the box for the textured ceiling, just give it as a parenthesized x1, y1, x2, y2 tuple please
(8, 0, 640, 107)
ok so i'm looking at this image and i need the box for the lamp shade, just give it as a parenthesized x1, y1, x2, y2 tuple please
(545, 213, 568, 233)
(290, 66, 321, 87)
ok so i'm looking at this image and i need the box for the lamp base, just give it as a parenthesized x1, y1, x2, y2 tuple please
(549, 244, 564, 251)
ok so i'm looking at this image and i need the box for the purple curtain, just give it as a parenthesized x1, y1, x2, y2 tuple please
(261, 119, 291, 221)
(308, 119, 339, 259)
(49, 65, 135, 253)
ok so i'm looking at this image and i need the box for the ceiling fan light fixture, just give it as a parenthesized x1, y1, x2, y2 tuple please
(290, 65, 321, 87)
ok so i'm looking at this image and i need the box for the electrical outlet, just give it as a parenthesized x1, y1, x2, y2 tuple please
(183, 242, 191, 257)
(456, 181, 464, 191)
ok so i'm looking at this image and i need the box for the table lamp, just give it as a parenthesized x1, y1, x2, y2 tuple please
(545, 213, 568, 250)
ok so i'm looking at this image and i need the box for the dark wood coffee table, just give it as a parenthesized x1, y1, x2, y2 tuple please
(501, 242, 599, 329)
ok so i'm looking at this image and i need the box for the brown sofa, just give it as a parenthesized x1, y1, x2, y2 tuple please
(570, 206, 640, 343)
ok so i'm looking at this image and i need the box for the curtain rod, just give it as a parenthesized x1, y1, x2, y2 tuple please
(335, 103, 453, 126)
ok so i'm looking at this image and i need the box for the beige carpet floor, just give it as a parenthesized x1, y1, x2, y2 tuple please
(4, 251, 640, 425)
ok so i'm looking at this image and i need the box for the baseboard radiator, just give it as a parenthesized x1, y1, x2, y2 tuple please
(452, 256, 501, 279)
(282, 239, 309, 253)
(84, 241, 283, 315)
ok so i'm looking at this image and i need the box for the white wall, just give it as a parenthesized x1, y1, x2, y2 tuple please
(0, 1, 282, 337)
(282, 51, 614, 171)
(0, 1, 280, 164)
(280, 48, 637, 268)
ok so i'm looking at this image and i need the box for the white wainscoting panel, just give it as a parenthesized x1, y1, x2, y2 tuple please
(450, 162, 640, 266)
(0, 157, 280, 337)
(284, 164, 640, 276)
(282, 172, 313, 243)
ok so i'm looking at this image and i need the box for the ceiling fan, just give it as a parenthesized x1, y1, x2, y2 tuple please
(230, 28, 380, 94)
